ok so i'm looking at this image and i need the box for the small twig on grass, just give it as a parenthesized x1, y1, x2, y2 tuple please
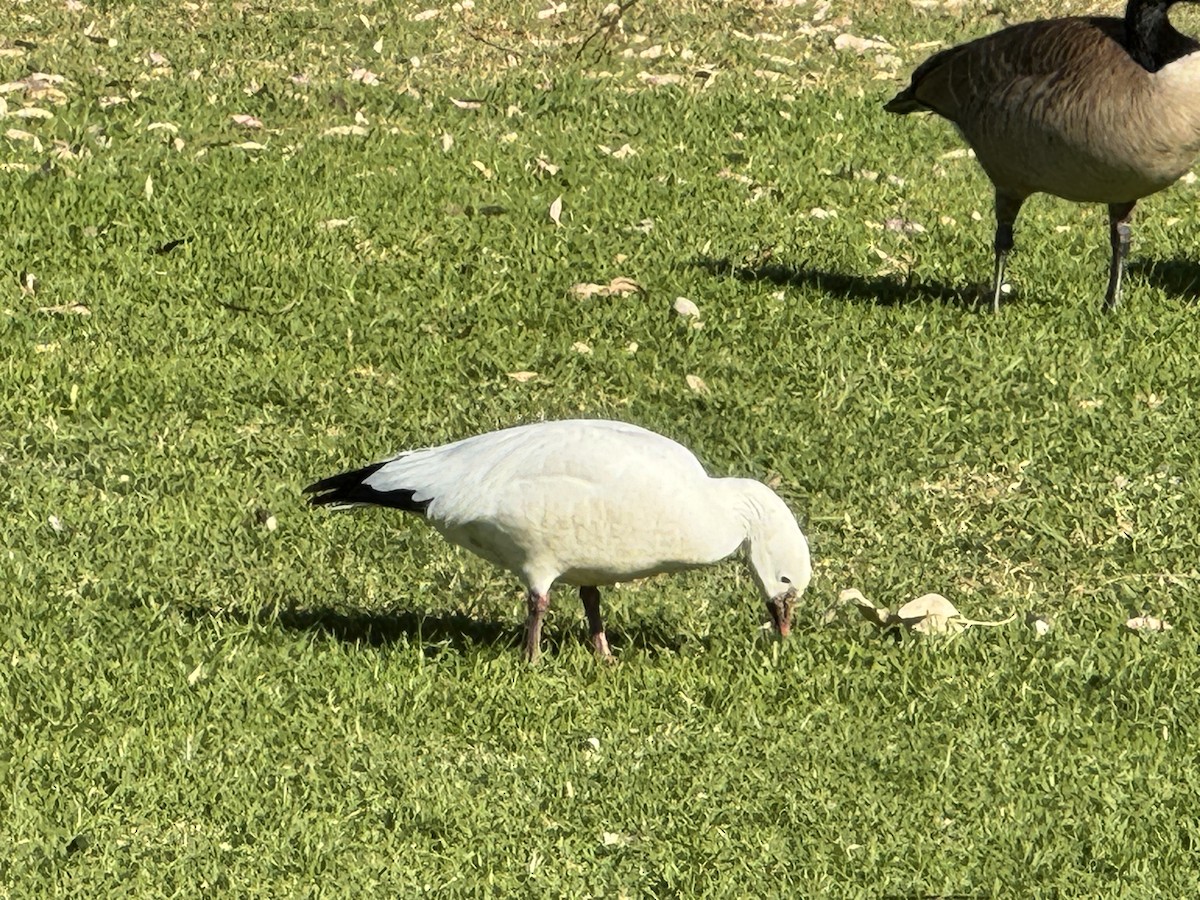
(575, 0, 639, 62)
(462, 25, 523, 59)
(214, 297, 299, 316)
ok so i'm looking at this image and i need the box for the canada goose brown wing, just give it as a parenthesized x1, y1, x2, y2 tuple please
(885, 18, 1131, 121)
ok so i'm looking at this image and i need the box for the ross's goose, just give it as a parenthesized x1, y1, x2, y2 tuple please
(305, 419, 812, 662)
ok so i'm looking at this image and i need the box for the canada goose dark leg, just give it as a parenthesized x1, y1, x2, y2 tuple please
(1104, 201, 1137, 311)
(991, 192, 1024, 313)
(579, 586, 614, 662)
(523, 588, 550, 663)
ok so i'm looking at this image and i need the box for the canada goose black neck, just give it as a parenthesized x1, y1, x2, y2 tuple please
(1127, 0, 1185, 71)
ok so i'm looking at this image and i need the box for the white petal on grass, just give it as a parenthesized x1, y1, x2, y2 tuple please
(349, 68, 380, 85)
(144, 174, 153, 200)
(685, 374, 709, 395)
(48, 514, 64, 532)
(548, 195, 563, 226)
(440, 132, 454, 152)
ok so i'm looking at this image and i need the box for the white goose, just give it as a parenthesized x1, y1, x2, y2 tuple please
(305, 419, 812, 662)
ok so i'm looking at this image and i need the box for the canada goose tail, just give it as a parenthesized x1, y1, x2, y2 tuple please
(304, 461, 432, 514)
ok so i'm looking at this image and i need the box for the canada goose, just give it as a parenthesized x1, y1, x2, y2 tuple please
(885, 0, 1200, 311)
(306, 419, 812, 663)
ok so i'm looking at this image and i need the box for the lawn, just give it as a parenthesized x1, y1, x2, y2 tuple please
(4, 0, 1200, 895)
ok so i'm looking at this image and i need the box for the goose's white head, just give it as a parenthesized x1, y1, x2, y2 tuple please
(739, 481, 813, 637)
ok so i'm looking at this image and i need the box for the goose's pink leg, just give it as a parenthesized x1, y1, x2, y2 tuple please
(524, 589, 550, 663)
(580, 586, 613, 662)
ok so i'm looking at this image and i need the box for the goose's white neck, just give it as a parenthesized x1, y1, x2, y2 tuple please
(720, 478, 812, 602)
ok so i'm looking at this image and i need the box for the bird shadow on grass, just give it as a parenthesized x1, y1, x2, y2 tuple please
(1129, 258, 1200, 301)
(689, 255, 980, 309)
(185, 604, 697, 659)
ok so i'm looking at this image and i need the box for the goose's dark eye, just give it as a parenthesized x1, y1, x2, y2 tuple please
(781, 576, 792, 585)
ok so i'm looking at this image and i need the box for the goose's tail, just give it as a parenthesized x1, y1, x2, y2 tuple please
(304, 461, 432, 514)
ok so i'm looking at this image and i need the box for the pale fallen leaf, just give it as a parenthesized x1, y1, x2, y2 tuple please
(672, 296, 700, 318)
(147, 121, 179, 133)
(450, 97, 483, 110)
(685, 374, 709, 395)
(38, 302, 91, 316)
(144, 174, 153, 200)
(571, 341, 592, 354)
(231, 140, 267, 150)
(318, 218, 355, 230)
(638, 72, 685, 87)
(98, 95, 128, 108)
(264, 515, 278, 532)
(548, 195, 563, 226)
(12, 107, 52, 120)
(472, 160, 493, 179)
(507, 371, 538, 382)
(535, 155, 560, 176)
(537, 2, 568, 19)
(5, 128, 38, 141)
(570, 276, 643, 299)
(1125, 615, 1172, 633)
(322, 125, 368, 137)
(230, 113, 262, 129)
(412, 8, 440, 20)
(349, 67, 380, 85)
(187, 662, 205, 686)
(1026, 612, 1052, 637)
(48, 514, 65, 532)
(833, 33, 894, 53)
(832, 588, 1016, 635)
(440, 132, 454, 152)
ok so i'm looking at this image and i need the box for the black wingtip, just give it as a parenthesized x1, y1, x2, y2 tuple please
(304, 461, 432, 514)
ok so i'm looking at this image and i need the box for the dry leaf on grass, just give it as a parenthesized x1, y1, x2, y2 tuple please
(349, 68, 380, 85)
(830, 588, 1016, 635)
(230, 113, 262, 129)
(322, 125, 367, 138)
(440, 132, 454, 152)
(1125, 615, 1172, 633)
(672, 296, 700, 318)
(38, 302, 90, 316)
(548, 195, 563, 226)
(685, 374, 709, 395)
(450, 97, 483, 110)
(231, 140, 267, 150)
(570, 276, 643, 299)
(507, 371, 538, 382)
(12, 107, 53, 120)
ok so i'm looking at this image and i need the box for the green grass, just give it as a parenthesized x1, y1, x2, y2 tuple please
(4, 0, 1200, 895)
